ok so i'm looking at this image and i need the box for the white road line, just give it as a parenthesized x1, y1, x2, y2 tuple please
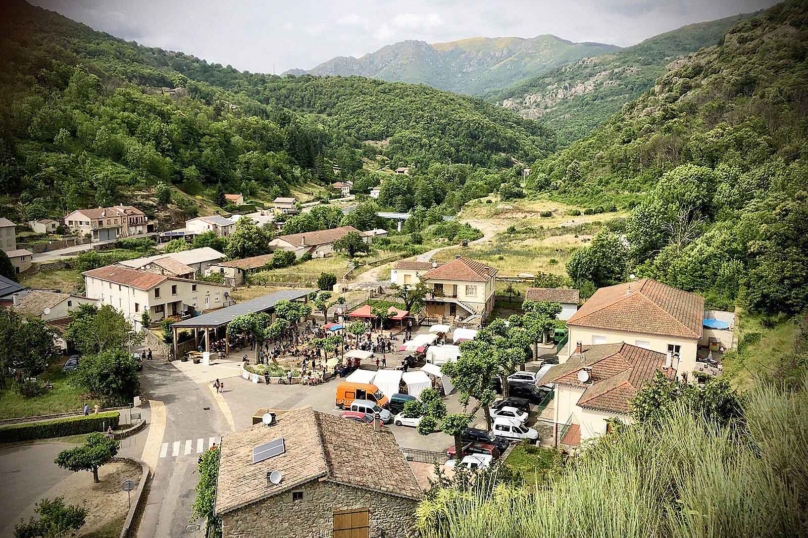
(172, 441, 180, 457)
(197, 438, 204, 453)
(184, 440, 192, 455)
(209, 436, 217, 449)
(160, 442, 168, 458)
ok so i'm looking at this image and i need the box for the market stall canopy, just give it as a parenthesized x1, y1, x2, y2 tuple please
(373, 369, 403, 399)
(402, 371, 431, 399)
(348, 304, 409, 320)
(346, 369, 376, 385)
(426, 345, 461, 366)
(399, 333, 438, 353)
(388, 307, 409, 320)
(325, 357, 340, 369)
(345, 350, 374, 360)
(452, 328, 478, 344)
(327, 324, 345, 332)
(429, 324, 451, 334)
(421, 363, 454, 395)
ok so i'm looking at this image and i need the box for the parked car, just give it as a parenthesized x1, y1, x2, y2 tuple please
(62, 355, 80, 372)
(446, 442, 501, 460)
(508, 384, 550, 404)
(492, 417, 539, 441)
(445, 454, 492, 470)
(389, 393, 416, 415)
(461, 428, 510, 453)
(335, 382, 389, 409)
(393, 413, 422, 428)
(131, 353, 143, 371)
(507, 371, 538, 387)
(489, 405, 529, 423)
(491, 397, 531, 415)
(340, 411, 374, 424)
(349, 399, 392, 424)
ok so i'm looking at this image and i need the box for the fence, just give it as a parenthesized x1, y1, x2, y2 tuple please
(555, 333, 569, 355)
(402, 447, 448, 465)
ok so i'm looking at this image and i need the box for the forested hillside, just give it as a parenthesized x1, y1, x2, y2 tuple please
(284, 36, 618, 96)
(0, 1, 553, 223)
(491, 14, 750, 144)
(536, 0, 808, 316)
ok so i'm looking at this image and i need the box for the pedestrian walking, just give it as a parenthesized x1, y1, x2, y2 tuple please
(375, 357, 380, 368)
(214, 378, 220, 392)
(147, 348, 153, 360)
(382, 356, 386, 368)
(83, 403, 89, 416)
(219, 381, 224, 394)
(286, 370, 292, 385)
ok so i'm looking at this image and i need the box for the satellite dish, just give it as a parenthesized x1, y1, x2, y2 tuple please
(262, 413, 275, 426)
(43, 307, 51, 315)
(577, 370, 590, 383)
(269, 470, 283, 485)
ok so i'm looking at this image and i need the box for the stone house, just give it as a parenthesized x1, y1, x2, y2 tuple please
(12, 290, 98, 321)
(225, 194, 245, 206)
(206, 253, 274, 287)
(331, 182, 352, 197)
(412, 256, 498, 321)
(185, 216, 235, 238)
(0, 217, 17, 252)
(215, 407, 421, 538)
(118, 247, 225, 274)
(524, 287, 580, 320)
(273, 197, 298, 215)
(7, 249, 33, 274)
(269, 226, 361, 259)
(28, 219, 59, 234)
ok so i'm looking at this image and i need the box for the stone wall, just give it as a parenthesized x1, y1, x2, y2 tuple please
(220, 480, 418, 538)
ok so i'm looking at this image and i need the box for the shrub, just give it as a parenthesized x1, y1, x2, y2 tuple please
(272, 250, 297, 268)
(14, 379, 48, 398)
(540, 211, 553, 218)
(567, 209, 582, 216)
(583, 207, 595, 215)
(0, 412, 120, 443)
(410, 232, 423, 245)
(317, 272, 337, 291)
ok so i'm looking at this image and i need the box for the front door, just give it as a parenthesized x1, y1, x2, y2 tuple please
(171, 302, 177, 316)
(449, 303, 457, 317)
(334, 508, 369, 538)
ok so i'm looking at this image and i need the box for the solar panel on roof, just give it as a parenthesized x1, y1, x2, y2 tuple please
(253, 438, 285, 464)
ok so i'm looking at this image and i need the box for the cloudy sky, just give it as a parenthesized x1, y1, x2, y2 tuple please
(32, 0, 778, 74)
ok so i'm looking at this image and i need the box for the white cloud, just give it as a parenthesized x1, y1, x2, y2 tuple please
(305, 23, 326, 36)
(282, 22, 293, 31)
(392, 12, 444, 31)
(337, 13, 369, 27)
(373, 23, 395, 42)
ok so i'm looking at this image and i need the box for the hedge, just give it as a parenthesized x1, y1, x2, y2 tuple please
(0, 411, 120, 443)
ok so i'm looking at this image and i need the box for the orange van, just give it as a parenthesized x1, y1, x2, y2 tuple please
(335, 382, 389, 409)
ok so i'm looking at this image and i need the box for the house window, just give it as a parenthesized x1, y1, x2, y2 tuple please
(171, 285, 177, 295)
(292, 491, 303, 502)
(635, 340, 651, 349)
(192, 284, 197, 291)
(67, 300, 72, 307)
(153, 304, 165, 313)
(667, 344, 681, 355)
(465, 285, 477, 297)
(592, 336, 607, 345)
(135, 303, 139, 313)
(155, 288, 161, 298)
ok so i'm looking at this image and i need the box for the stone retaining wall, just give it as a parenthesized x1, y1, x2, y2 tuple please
(114, 457, 151, 538)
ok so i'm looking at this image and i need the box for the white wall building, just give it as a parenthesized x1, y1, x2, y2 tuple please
(524, 288, 579, 320)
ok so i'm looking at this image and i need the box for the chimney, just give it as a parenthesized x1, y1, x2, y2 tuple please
(665, 351, 672, 369)
(455, 254, 461, 259)
(12, 293, 20, 307)
(300, 235, 306, 247)
(574, 341, 583, 355)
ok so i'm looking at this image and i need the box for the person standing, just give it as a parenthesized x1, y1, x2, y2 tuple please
(382, 356, 387, 369)
(147, 348, 153, 361)
(214, 379, 220, 392)
(219, 381, 224, 394)
(375, 357, 380, 369)
(286, 370, 292, 385)
(83, 403, 89, 416)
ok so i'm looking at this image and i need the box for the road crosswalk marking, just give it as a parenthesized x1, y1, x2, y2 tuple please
(160, 437, 220, 459)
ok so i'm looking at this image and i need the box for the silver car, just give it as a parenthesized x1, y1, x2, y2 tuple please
(350, 399, 392, 424)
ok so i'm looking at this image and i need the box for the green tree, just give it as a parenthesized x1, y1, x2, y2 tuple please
(227, 313, 271, 362)
(140, 310, 151, 329)
(71, 349, 141, 405)
(215, 182, 226, 207)
(192, 447, 221, 538)
(317, 272, 337, 291)
(271, 250, 296, 268)
(442, 342, 498, 429)
(389, 282, 429, 313)
(566, 230, 628, 288)
(333, 231, 369, 258)
(163, 239, 191, 253)
(0, 250, 16, 282)
(14, 497, 87, 538)
(155, 181, 171, 204)
(415, 388, 447, 436)
(225, 217, 269, 259)
(0, 310, 59, 382)
(192, 231, 228, 253)
(340, 201, 382, 231)
(54, 433, 119, 483)
(348, 320, 366, 346)
(442, 413, 473, 465)
(65, 304, 142, 356)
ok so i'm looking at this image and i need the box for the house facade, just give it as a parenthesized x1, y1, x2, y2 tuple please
(111, 205, 153, 236)
(331, 182, 352, 197)
(273, 197, 298, 215)
(83, 265, 231, 329)
(369, 187, 381, 199)
(543, 342, 677, 447)
(64, 208, 122, 242)
(225, 194, 245, 206)
(564, 279, 704, 380)
(269, 226, 360, 259)
(207, 253, 274, 286)
(7, 249, 33, 274)
(0, 218, 17, 252)
(215, 407, 421, 538)
(28, 219, 58, 234)
(186, 216, 235, 238)
(12, 290, 98, 321)
(524, 287, 580, 320)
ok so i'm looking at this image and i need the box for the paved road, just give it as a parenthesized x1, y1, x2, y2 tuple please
(137, 360, 228, 538)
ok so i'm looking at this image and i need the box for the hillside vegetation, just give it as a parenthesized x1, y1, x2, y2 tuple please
(534, 0, 808, 317)
(490, 14, 750, 144)
(285, 36, 619, 96)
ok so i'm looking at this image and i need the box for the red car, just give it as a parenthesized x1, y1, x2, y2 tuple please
(446, 442, 501, 460)
(339, 411, 375, 424)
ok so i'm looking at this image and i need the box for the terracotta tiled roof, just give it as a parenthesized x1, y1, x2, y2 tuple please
(70, 208, 121, 219)
(332, 182, 350, 189)
(216, 254, 274, 271)
(111, 205, 145, 216)
(274, 226, 360, 248)
(83, 265, 167, 290)
(150, 257, 194, 275)
(421, 257, 497, 283)
(395, 261, 439, 272)
(525, 288, 579, 304)
(567, 279, 703, 339)
(561, 424, 580, 447)
(215, 408, 420, 516)
(542, 343, 676, 415)
(13, 291, 71, 317)
(224, 194, 242, 201)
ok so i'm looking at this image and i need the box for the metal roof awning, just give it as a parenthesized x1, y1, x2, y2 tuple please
(171, 289, 313, 329)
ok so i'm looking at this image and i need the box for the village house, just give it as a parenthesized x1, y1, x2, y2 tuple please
(361, 228, 388, 244)
(543, 342, 677, 447)
(138, 257, 195, 279)
(0, 217, 17, 252)
(269, 226, 361, 259)
(185, 216, 235, 238)
(118, 247, 225, 274)
(564, 278, 704, 380)
(331, 181, 352, 197)
(524, 287, 580, 320)
(0, 275, 24, 305)
(395, 167, 410, 175)
(207, 253, 274, 287)
(12, 290, 98, 321)
(28, 219, 58, 235)
(110, 205, 153, 236)
(230, 212, 274, 228)
(64, 208, 122, 242)
(7, 249, 33, 274)
(391, 261, 437, 287)
(273, 197, 298, 215)
(368, 186, 381, 199)
(224, 194, 245, 206)
(83, 265, 231, 330)
(215, 407, 421, 538)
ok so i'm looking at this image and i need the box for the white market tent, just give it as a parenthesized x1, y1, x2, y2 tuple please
(426, 345, 461, 366)
(402, 371, 431, 399)
(452, 328, 478, 344)
(429, 324, 451, 334)
(422, 363, 454, 395)
(373, 369, 403, 398)
(400, 333, 439, 352)
(346, 369, 376, 385)
(345, 350, 374, 361)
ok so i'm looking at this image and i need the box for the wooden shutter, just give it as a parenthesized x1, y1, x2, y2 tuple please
(333, 508, 369, 538)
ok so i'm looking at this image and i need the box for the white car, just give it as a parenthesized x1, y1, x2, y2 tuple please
(493, 417, 539, 441)
(489, 405, 529, 423)
(444, 454, 493, 470)
(393, 413, 422, 428)
(507, 371, 538, 386)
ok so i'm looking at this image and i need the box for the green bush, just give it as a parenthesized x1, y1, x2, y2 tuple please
(567, 209, 582, 216)
(0, 411, 120, 443)
(317, 272, 337, 291)
(540, 211, 553, 218)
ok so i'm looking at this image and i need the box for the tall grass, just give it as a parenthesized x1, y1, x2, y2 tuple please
(417, 380, 808, 537)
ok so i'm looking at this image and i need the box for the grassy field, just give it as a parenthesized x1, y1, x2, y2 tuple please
(504, 442, 562, 487)
(20, 268, 83, 293)
(82, 515, 126, 538)
(0, 362, 99, 420)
